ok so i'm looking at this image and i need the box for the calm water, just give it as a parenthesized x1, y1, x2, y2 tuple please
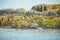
(0, 28, 60, 40)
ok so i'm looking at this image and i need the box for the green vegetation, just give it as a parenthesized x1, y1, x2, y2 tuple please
(0, 16, 60, 29)
(41, 19, 57, 28)
(16, 20, 31, 29)
(42, 19, 55, 26)
(0, 4, 60, 29)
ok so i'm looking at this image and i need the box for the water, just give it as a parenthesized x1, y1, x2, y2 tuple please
(0, 28, 60, 40)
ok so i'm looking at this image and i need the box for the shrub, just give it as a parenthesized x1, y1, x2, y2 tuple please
(41, 19, 57, 28)
(16, 20, 31, 29)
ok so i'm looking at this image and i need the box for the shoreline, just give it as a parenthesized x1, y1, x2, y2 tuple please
(0, 27, 60, 29)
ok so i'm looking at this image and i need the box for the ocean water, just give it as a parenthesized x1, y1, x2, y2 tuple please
(0, 28, 60, 40)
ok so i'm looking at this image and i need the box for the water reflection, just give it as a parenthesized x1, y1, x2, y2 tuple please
(0, 28, 60, 40)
